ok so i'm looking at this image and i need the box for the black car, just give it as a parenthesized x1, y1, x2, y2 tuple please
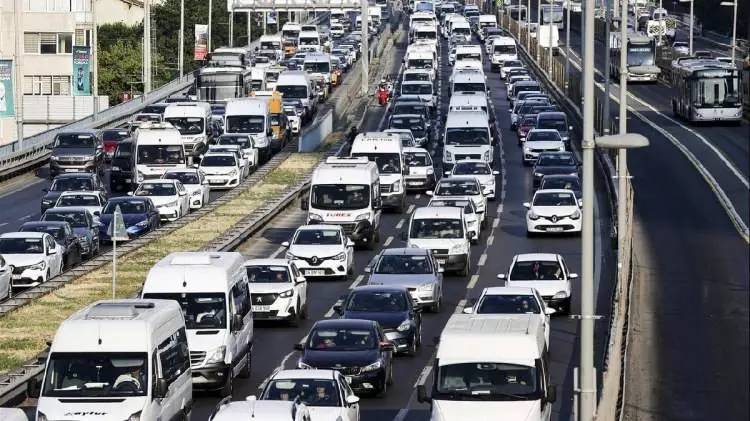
(294, 319, 395, 395)
(110, 139, 135, 192)
(391, 99, 433, 128)
(539, 174, 583, 204)
(41, 173, 107, 213)
(47, 130, 105, 178)
(389, 114, 430, 147)
(532, 152, 580, 189)
(41, 208, 101, 258)
(19, 221, 82, 269)
(336, 286, 422, 355)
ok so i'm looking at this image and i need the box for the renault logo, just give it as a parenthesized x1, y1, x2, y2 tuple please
(311, 256, 319, 264)
(551, 215, 558, 223)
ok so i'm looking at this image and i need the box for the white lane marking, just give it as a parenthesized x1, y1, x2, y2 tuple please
(324, 306, 337, 318)
(467, 274, 480, 289)
(497, 203, 504, 214)
(406, 204, 415, 214)
(392, 409, 409, 421)
(477, 254, 487, 267)
(395, 218, 405, 229)
(18, 214, 32, 221)
(413, 365, 433, 389)
(0, 223, 7, 228)
(269, 245, 287, 259)
(348, 274, 364, 289)
(383, 235, 394, 247)
(298, 334, 308, 346)
(492, 218, 500, 228)
(415, 193, 421, 199)
(487, 235, 494, 246)
(455, 299, 467, 313)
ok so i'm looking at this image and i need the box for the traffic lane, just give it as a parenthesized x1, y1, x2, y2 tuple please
(622, 114, 749, 421)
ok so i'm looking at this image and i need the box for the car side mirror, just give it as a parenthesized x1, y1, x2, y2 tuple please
(232, 314, 244, 331)
(333, 303, 343, 314)
(363, 266, 372, 273)
(295, 275, 307, 284)
(546, 384, 557, 403)
(417, 383, 432, 403)
(497, 273, 506, 280)
(545, 307, 557, 315)
(154, 378, 168, 399)
(294, 343, 305, 351)
(492, 170, 500, 175)
(346, 395, 360, 405)
(281, 241, 290, 248)
(462, 307, 474, 314)
(346, 239, 354, 248)
(569, 273, 579, 279)
(523, 202, 531, 209)
(569, 125, 574, 131)
(47, 248, 57, 256)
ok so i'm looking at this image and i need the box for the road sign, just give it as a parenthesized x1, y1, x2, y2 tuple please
(107, 205, 129, 241)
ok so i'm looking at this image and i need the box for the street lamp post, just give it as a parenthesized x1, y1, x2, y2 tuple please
(179, 0, 184, 78)
(527, 0, 532, 51)
(603, 0, 611, 134)
(720, 1, 738, 64)
(565, 2, 570, 89)
(678, 0, 693, 54)
(537, 0, 541, 61)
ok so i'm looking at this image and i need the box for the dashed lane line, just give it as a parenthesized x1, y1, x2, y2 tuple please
(348, 274, 365, 289)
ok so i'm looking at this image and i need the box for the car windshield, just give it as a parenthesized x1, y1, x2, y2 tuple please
(494, 45, 516, 54)
(445, 127, 489, 146)
(246, 265, 290, 283)
(537, 118, 567, 132)
(407, 59, 433, 69)
(405, 151, 431, 166)
(503, 60, 522, 67)
(142, 292, 227, 329)
(51, 177, 94, 192)
(201, 155, 236, 167)
(276, 84, 308, 99)
(43, 211, 88, 228)
(351, 152, 401, 174)
(527, 131, 562, 142)
(133, 114, 160, 123)
(375, 254, 432, 274)
(21, 225, 65, 242)
(307, 327, 376, 351)
(55, 134, 96, 148)
(410, 218, 464, 239)
(393, 103, 428, 116)
(311, 184, 369, 210)
(0, 238, 45, 254)
(390, 118, 425, 137)
(510, 260, 564, 280)
(226, 116, 264, 134)
(541, 178, 580, 191)
(402, 83, 433, 95)
(136, 183, 177, 197)
(136, 145, 185, 165)
(533, 192, 576, 206)
(520, 116, 537, 127)
(436, 363, 541, 400)
(294, 229, 342, 245)
(537, 154, 576, 167)
(477, 294, 541, 314)
(42, 353, 148, 397)
(456, 53, 481, 61)
(101, 130, 129, 142)
(404, 73, 431, 82)
(453, 27, 470, 35)
(347, 291, 409, 312)
(453, 82, 486, 93)
(430, 199, 474, 214)
(304, 62, 330, 73)
(57, 194, 100, 208)
(437, 179, 480, 195)
(102, 200, 146, 214)
(453, 162, 491, 175)
(263, 379, 341, 407)
(114, 143, 132, 159)
(165, 117, 204, 135)
(163, 172, 200, 185)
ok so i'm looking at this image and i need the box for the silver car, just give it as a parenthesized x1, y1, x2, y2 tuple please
(365, 248, 443, 312)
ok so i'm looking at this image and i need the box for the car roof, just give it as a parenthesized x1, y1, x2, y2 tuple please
(272, 369, 338, 380)
(537, 111, 567, 119)
(1, 231, 47, 239)
(413, 206, 463, 219)
(45, 207, 91, 214)
(56, 129, 98, 136)
(442, 175, 480, 184)
(53, 172, 95, 179)
(380, 247, 430, 256)
(107, 196, 148, 203)
(515, 253, 560, 262)
(141, 179, 179, 184)
(297, 224, 343, 231)
(482, 286, 539, 296)
(403, 146, 430, 154)
(352, 285, 410, 294)
(453, 159, 489, 166)
(535, 188, 576, 195)
(58, 190, 99, 196)
(20, 221, 68, 228)
(312, 318, 377, 329)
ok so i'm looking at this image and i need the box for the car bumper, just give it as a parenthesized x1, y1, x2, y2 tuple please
(293, 258, 348, 278)
(342, 369, 386, 393)
(526, 217, 582, 233)
(407, 288, 439, 307)
(404, 174, 436, 190)
(384, 329, 415, 353)
(190, 194, 205, 210)
(252, 296, 297, 320)
(433, 253, 468, 271)
(192, 363, 231, 390)
(49, 162, 96, 175)
(157, 205, 181, 221)
(11, 270, 46, 288)
(205, 175, 240, 189)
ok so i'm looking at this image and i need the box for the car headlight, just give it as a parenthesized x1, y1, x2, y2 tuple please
(418, 282, 434, 291)
(528, 210, 540, 220)
(127, 411, 142, 421)
(136, 172, 145, 183)
(37, 412, 48, 421)
(450, 243, 466, 254)
(362, 360, 383, 372)
(553, 291, 569, 299)
(205, 345, 226, 364)
(135, 219, 150, 228)
(50, 156, 59, 161)
(308, 213, 323, 222)
(392, 181, 401, 193)
(534, 172, 544, 178)
(559, 146, 566, 151)
(164, 200, 178, 207)
(279, 289, 294, 298)
(355, 212, 369, 221)
(570, 210, 581, 220)
(29, 261, 47, 271)
(444, 151, 452, 161)
(298, 360, 313, 369)
(191, 189, 202, 197)
(397, 319, 412, 332)
(569, 172, 578, 176)
(426, 167, 434, 174)
(228, 169, 238, 177)
(193, 136, 206, 144)
(484, 151, 491, 161)
(111, 166, 121, 171)
(285, 251, 296, 260)
(41, 199, 53, 205)
(334, 252, 347, 261)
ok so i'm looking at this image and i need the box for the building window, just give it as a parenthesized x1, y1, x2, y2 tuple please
(24, 75, 71, 95)
(75, 29, 92, 47)
(24, 0, 72, 11)
(24, 33, 40, 54)
(58, 33, 73, 53)
(24, 32, 74, 54)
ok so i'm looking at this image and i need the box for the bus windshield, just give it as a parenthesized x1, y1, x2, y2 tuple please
(626, 45, 655, 66)
(311, 184, 370, 210)
(692, 73, 741, 108)
(136, 145, 185, 165)
(197, 73, 242, 101)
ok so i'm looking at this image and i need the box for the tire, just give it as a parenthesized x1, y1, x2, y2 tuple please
(237, 348, 251, 378)
(219, 374, 233, 397)
(300, 302, 308, 320)
(457, 257, 469, 277)
(289, 304, 301, 327)
(430, 296, 442, 313)
(387, 362, 394, 385)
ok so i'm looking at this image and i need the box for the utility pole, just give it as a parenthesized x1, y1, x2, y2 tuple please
(527, 0, 531, 51)
(208, 0, 213, 51)
(361, 0, 369, 96)
(565, 2, 570, 89)
(248, 11, 253, 46)
(144, 0, 152, 93)
(603, 0, 611, 134)
(13, 0, 23, 147)
(92, 0, 99, 118)
(537, 0, 541, 61)
(617, 0, 629, 337)
(179, 0, 184, 78)
(580, 0, 596, 420)
(658, 0, 662, 47)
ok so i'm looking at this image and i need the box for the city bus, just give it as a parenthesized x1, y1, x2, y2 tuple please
(671, 59, 743, 123)
(196, 66, 253, 103)
(609, 32, 660, 82)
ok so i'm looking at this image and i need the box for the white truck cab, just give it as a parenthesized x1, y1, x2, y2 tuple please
(134, 122, 186, 182)
(490, 37, 518, 71)
(350, 132, 407, 213)
(141, 252, 253, 396)
(275, 70, 316, 122)
(163, 102, 212, 157)
(298, 30, 321, 52)
(442, 110, 494, 172)
(405, 206, 471, 275)
(303, 51, 333, 86)
(303, 157, 382, 249)
(34, 300, 192, 421)
(225, 98, 272, 162)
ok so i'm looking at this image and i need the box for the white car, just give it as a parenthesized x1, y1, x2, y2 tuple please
(428, 197, 481, 243)
(259, 369, 361, 421)
(244, 258, 308, 325)
(162, 168, 210, 210)
(672, 41, 690, 56)
(208, 144, 250, 179)
(506, 74, 532, 98)
(133, 179, 190, 222)
(211, 398, 310, 421)
(522, 129, 566, 164)
(216, 134, 259, 173)
(385, 129, 417, 147)
(199, 152, 243, 189)
(403, 147, 436, 191)
(405, 206, 471, 276)
(498, 253, 577, 314)
(0, 254, 13, 300)
(53, 190, 107, 218)
(524, 189, 582, 235)
(283, 225, 354, 280)
(448, 160, 499, 200)
(464, 286, 555, 345)
(0, 232, 64, 289)
(500, 59, 525, 79)
(283, 105, 303, 134)
(428, 176, 487, 227)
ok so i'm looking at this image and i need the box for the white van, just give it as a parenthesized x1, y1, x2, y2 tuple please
(163, 102, 212, 156)
(281, 22, 302, 42)
(224, 98, 272, 162)
(417, 313, 556, 421)
(451, 70, 487, 94)
(330, 22, 345, 38)
(478, 14, 498, 39)
(449, 92, 489, 114)
(412, 23, 439, 47)
(34, 300, 192, 421)
(350, 132, 406, 213)
(303, 51, 333, 86)
(134, 122, 186, 182)
(298, 30, 321, 52)
(275, 70, 315, 121)
(450, 19, 472, 42)
(442, 110, 493, 172)
(405, 206, 471, 275)
(250, 67, 267, 92)
(303, 157, 381, 248)
(454, 44, 483, 63)
(405, 50, 437, 80)
(259, 34, 283, 59)
(142, 252, 253, 396)
(490, 37, 518, 71)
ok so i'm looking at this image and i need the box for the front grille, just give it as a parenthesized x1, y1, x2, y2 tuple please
(251, 293, 279, 305)
(531, 148, 559, 153)
(455, 154, 481, 160)
(380, 184, 392, 194)
(253, 310, 280, 319)
(190, 351, 206, 367)
(322, 222, 355, 235)
(12, 265, 28, 275)
(298, 255, 336, 266)
(326, 366, 362, 375)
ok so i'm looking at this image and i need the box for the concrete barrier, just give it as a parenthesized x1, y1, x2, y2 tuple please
(299, 108, 333, 152)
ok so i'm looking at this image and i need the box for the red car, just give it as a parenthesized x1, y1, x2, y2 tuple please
(516, 114, 538, 145)
(98, 128, 131, 160)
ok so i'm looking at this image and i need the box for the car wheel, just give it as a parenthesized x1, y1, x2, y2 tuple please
(387, 362, 394, 385)
(237, 347, 251, 378)
(300, 301, 308, 320)
(457, 259, 469, 277)
(431, 296, 442, 313)
(407, 334, 418, 356)
(289, 304, 301, 327)
(219, 373, 233, 397)
(58, 259, 64, 277)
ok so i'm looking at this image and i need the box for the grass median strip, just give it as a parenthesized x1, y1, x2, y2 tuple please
(0, 146, 331, 374)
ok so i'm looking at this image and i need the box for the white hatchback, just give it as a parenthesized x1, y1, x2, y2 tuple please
(522, 129, 566, 164)
(283, 225, 354, 280)
(54, 191, 107, 218)
(0, 232, 64, 289)
(429, 176, 487, 227)
(162, 168, 210, 210)
(498, 253, 577, 314)
(524, 189, 582, 235)
(133, 179, 190, 222)
(448, 160, 499, 200)
(200, 152, 242, 189)
(244, 258, 308, 325)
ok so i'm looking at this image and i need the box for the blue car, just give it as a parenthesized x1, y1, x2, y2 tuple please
(98, 197, 160, 242)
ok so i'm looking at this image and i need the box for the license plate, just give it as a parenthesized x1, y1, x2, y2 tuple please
(407, 181, 422, 186)
(305, 269, 325, 276)
(344, 376, 353, 384)
(11, 275, 22, 280)
(437, 259, 447, 265)
(64, 169, 78, 172)
(547, 227, 564, 232)
(124, 179, 131, 183)
(252, 305, 270, 312)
